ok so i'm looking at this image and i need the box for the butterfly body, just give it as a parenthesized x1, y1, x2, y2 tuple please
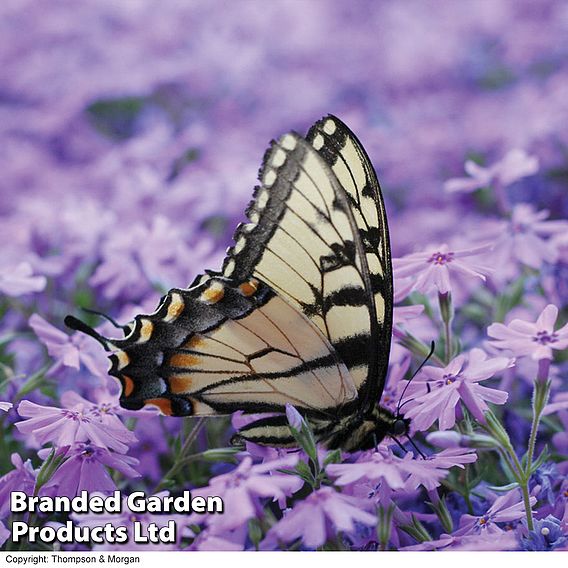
(66, 115, 406, 452)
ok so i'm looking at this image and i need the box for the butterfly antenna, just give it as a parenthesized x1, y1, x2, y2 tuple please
(64, 315, 114, 351)
(406, 435, 426, 459)
(81, 308, 129, 333)
(396, 341, 436, 416)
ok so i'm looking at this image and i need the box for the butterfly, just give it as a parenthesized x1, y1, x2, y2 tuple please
(66, 115, 409, 452)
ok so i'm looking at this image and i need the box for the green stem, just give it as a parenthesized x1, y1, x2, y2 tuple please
(154, 418, 206, 492)
(438, 292, 453, 363)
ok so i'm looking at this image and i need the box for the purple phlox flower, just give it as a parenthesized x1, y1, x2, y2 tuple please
(16, 397, 136, 453)
(260, 486, 376, 550)
(454, 488, 536, 536)
(29, 314, 108, 377)
(444, 149, 539, 194)
(42, 443, 140, 498)
(521, 515, 568, 551)
(61, 387, 152, 422)
(478, 204, 568, 276)
(404, 448, 477, 491)
(328, 446, 476, 496)
(0, 402, 12, 412)
(488, 303, 568, 361)
(327, 447, 409, 490)
(403, 349, 511, 431)
(193, 455, 302, 534)
(0, 262, 46, 296)
(393, 242, 493, 294)
(0, 453, 37, 517)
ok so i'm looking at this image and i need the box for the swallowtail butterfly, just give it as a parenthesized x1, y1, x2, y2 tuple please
(66, 115, 408, 451)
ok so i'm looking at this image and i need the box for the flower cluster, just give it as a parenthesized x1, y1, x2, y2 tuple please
(1, 0, 567, 553)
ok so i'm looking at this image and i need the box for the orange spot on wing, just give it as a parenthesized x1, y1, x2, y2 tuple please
(169, 353, 200, 368)
(166, 294, 185, 320)
(183, 335, 205, 349)
(122, 375, 135, 397)
(200, 283, 225, 304)
(144, 398, 173, 416)
(169, 376, 193, 394)
(239, 279, 259, 297)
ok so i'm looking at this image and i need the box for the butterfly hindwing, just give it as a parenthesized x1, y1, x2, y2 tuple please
(106, 276, 356, 417)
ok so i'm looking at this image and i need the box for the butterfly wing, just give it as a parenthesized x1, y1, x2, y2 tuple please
(222, 132, 380, 414)
(306, 115, 393, 410)
(104, 276, 356, 417)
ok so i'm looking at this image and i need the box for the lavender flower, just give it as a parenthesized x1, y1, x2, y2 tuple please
(260, 487, 376, 549)
(403, 349, 512, 430)
(488, 303, 568, 361)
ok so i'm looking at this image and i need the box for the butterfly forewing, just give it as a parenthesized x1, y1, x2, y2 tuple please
(306, 115, 393, 408)
(222, 133, 378, 406)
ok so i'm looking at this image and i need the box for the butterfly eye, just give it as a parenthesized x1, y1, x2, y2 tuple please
(391, 419, 408, 436)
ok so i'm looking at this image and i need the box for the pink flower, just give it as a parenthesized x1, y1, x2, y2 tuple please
(15, 398, 136, 453)
(444, 149, 539, 194)
(260, 486, 376, 549)
(393, 243, 493, 294)
(403, 349, 512, 430)
(488, 304, 568, 361)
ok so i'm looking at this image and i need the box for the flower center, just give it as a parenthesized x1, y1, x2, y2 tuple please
(533, 330, 558, 345)
(443, 373, 457, 385)
(478, 515, 490, 527)
(62, 409, 90, 423)
(429, 252, 454, 265)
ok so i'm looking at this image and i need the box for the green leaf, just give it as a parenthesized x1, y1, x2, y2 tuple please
(487, 482, 520, 492)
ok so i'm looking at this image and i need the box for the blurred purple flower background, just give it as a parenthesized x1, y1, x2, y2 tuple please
(1, 0, 567, 552)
